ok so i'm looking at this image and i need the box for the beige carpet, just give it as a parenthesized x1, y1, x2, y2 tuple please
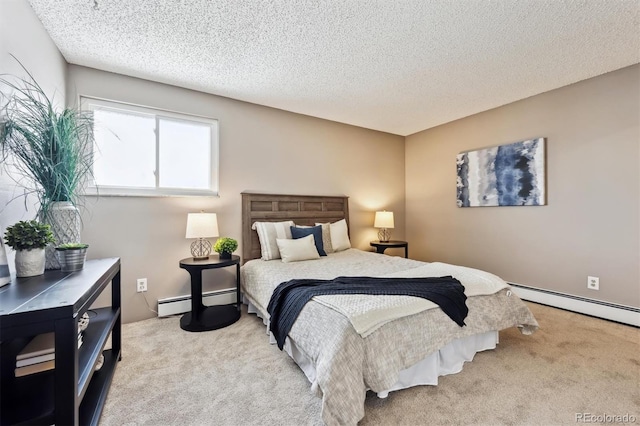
(99, 303, 639, 425)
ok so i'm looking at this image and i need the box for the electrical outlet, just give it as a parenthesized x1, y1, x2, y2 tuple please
(587, 276, 599, 290)
(136, 278, 148, 293)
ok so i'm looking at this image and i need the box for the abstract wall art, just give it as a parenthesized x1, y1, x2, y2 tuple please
(456, 137, 546, 207)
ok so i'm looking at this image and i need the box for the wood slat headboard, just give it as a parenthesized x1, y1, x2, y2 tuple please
(242, 192, 350, 262)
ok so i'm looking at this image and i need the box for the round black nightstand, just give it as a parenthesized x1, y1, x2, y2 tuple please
(370, 240, 408, 258)
(179, 255, 241, 332)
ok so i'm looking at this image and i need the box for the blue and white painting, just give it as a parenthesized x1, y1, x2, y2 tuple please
(457, 138, 546, 207)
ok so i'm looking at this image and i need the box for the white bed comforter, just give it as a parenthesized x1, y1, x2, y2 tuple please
(315, 262, 511, 337)
(241, 249, 538, 425)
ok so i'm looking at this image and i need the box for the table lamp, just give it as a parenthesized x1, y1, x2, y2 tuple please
(185, 212, 219, 260)
(374, 211, 394, 242)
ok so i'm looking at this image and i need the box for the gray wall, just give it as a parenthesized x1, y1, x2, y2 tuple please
(405, 65, 640, 308)
(0, 0, 68, 264)
(67, 65, 406, 323)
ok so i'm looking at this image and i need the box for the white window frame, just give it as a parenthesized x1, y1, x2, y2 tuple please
(81, 96, 219, 197)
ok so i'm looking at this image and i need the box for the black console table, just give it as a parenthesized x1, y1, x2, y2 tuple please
(0, 258, 121, 426)
(179, 255, 241, 332)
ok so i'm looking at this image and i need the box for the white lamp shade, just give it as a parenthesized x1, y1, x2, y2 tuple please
(374, 211, 394, 229)
(185, 213, 219, 238)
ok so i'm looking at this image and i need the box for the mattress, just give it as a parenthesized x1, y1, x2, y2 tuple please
(241, 249, 538, 425)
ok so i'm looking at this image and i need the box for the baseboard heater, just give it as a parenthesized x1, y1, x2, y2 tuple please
(509, 283, 639, 327)
(157, 288, 238, 317)
(157, 284, 639, 326)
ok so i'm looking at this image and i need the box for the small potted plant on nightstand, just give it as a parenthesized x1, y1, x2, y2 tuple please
(3, 220, 55, 277)
(55, 243, 89, 272)
(213, 237, 238, 260)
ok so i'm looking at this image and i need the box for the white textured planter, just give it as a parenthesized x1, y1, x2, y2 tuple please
(15, 248, 45, 277)
(43, 201, 81, 270)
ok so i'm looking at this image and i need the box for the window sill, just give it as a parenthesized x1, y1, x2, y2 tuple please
(84, 186, 220, 198)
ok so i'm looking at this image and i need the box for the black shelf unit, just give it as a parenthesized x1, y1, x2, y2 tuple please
(0, 258, 121, 426)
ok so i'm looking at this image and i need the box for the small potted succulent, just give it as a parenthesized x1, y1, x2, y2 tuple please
(55, 243, 89, 272)
(3, 220, 55, 277)
(213, 237, 238, 260)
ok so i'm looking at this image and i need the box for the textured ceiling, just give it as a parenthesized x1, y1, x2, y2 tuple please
(27, 0, 640, 136)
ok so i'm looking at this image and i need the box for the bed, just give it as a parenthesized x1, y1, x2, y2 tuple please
(240, 192, 538, 425)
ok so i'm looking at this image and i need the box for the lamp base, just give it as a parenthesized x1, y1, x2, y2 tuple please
(190, 238, 212, 260)
(378, 228, 391, 243)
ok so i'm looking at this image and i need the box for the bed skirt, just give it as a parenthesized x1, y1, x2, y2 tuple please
(245, 297, 498, 398)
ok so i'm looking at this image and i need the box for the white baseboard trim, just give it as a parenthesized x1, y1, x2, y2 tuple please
(509, 283, 639, 327)
(158, 284, 640, 326)
(157, 288, 237, 317)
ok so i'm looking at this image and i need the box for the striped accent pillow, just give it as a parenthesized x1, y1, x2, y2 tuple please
(314, 223, 334, 254)
(316, 219, 350, 252)
(252, 221, 295, 260)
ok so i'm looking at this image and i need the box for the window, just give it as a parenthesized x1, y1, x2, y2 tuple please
(82, 97, 219, 196)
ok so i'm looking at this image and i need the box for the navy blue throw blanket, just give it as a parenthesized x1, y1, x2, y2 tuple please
(267, 276, 468, 350)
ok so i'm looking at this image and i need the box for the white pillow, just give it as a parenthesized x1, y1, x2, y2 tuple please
(316, 219, 351, 252)
(276, 235, 321, 263)
(251, 221, 294, 260)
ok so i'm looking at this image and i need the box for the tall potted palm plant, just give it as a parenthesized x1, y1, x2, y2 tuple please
(0, 63, 95, 269)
